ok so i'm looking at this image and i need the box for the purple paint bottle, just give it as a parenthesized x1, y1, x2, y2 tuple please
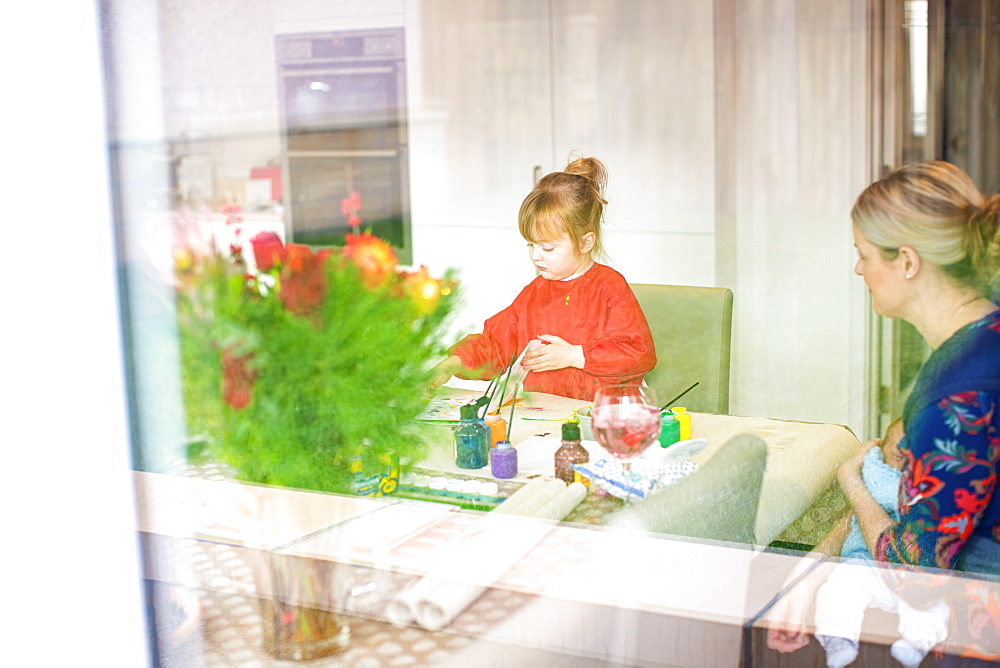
(491, 440, 518, 479)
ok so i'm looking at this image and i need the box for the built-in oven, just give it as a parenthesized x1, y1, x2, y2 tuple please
(276, 28, 411, 262)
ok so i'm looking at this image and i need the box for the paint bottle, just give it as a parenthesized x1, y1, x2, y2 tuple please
(484, 412, 507, 448)
(491, 440, 518, 479)
(554, 421, 589, 485)
(659, 412, 681, 447)
(455, 404, 488, 469)
(672, 407, 692, 441)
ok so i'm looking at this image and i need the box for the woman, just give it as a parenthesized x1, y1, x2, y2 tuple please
(768, 160, 1000, 659)
(846, 160, 1000, 573)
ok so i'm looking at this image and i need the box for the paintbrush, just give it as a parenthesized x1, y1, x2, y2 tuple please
(507, 383, 519, 434)
(491, 349, 519, 414)
(660, 382, 700, 413)
(476, 377, 498, 417)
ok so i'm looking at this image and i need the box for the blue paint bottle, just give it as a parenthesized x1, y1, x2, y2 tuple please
(455, 404, 488, 469)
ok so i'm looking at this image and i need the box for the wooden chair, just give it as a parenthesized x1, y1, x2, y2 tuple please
(630, 283, 734, 414)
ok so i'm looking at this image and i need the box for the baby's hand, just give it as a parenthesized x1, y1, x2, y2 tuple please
(838, 437, 880, 489)
(520, 335, 585, 372)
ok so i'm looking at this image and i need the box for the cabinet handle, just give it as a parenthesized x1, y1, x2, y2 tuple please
(533, 165, 542, 185)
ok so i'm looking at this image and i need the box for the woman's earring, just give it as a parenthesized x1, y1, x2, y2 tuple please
(905, 273, 912, 279)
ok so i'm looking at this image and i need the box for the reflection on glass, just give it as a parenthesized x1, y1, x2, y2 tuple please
(277, 28, 411, 259)
(905, 1, 929, 138)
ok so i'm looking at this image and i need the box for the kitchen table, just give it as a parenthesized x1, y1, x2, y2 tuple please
(413, 386, 862, 546)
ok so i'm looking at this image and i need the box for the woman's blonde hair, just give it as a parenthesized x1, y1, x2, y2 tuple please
(851, 160, 1000, 298)
(518, 155, 609, 260)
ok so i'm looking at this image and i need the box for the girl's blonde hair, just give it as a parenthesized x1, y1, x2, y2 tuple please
(851, 160, 1000, 298)
(518, 155, 609, 259)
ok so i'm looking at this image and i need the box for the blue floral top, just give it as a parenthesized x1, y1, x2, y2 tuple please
(877, 310, 1000, 571)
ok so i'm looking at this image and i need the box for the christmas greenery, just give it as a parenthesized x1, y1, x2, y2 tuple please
(174, 214, 459, 494)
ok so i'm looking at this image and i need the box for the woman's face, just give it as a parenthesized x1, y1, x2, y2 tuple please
(853, 224, 907, 318)
(526, 231, 593, 281)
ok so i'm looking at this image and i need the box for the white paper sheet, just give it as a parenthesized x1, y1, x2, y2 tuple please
(487, 339, 543, 413)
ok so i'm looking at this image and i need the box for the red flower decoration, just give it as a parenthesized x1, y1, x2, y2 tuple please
(221, 347, 256, 410)
(280, 243, 327, 316)
(341, 191, 362, 228)
(221, 202, 244, 226)
(342, 232, 397, 289)
(341, 191, 362, 214)
(250, 232, 287, 271)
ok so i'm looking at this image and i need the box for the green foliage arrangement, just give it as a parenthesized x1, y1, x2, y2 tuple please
(173, 211, 459, 494)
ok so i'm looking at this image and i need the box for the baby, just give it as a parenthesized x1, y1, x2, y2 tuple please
(813, 418, 949, 667)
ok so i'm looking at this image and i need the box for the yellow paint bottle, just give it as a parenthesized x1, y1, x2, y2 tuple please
(672, 407, 692, 441)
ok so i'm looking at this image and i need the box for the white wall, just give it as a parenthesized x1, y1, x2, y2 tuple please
(722, 1, 870, 432)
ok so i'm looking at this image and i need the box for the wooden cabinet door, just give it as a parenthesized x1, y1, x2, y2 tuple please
(413, 0, 554, 229)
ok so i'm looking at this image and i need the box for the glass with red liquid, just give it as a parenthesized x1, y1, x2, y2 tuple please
(591, 385, 662, 470)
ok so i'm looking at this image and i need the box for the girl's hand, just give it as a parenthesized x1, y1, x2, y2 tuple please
(521, 335, 585, 372)
(429, 355, 463, 390)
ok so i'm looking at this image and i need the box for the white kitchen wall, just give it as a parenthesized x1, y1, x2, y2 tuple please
(722, 0, 869, 433)
(153, 0, 873, 437)
(550, 1, 718, 290)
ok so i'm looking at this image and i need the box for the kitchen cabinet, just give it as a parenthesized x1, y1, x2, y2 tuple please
(409, 0, 717, 331)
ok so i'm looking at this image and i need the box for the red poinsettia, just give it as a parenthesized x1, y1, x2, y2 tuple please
(342, 232, 397, 289)
(174, 194, 460, 498)
(280, 243, 328, 316)
(250, 231, 287, 271)
(221, 346, 256, 410)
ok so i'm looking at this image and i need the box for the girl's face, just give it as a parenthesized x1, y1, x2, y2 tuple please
(852, 224, 907, 318)
(526, 231, 594, 281)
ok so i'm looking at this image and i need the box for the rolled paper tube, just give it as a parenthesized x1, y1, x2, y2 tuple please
(405, 513, 553, 630)
(495, 478, 567, 517)
(386, 576, 436, 627)
(532, 481, 588, 522)
(390, 479, 581, 632)
(492, 477, 554, 515)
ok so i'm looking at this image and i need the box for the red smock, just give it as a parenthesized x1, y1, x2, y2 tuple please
(451, 263, 656, 402)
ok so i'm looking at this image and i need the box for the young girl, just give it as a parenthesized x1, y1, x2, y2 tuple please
(431, 156, 656, 402)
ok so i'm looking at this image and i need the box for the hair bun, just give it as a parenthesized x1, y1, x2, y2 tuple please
(983, 193, 1000, 218)
(563, 156, 608, 204)
(972, 193, 1000, 296)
